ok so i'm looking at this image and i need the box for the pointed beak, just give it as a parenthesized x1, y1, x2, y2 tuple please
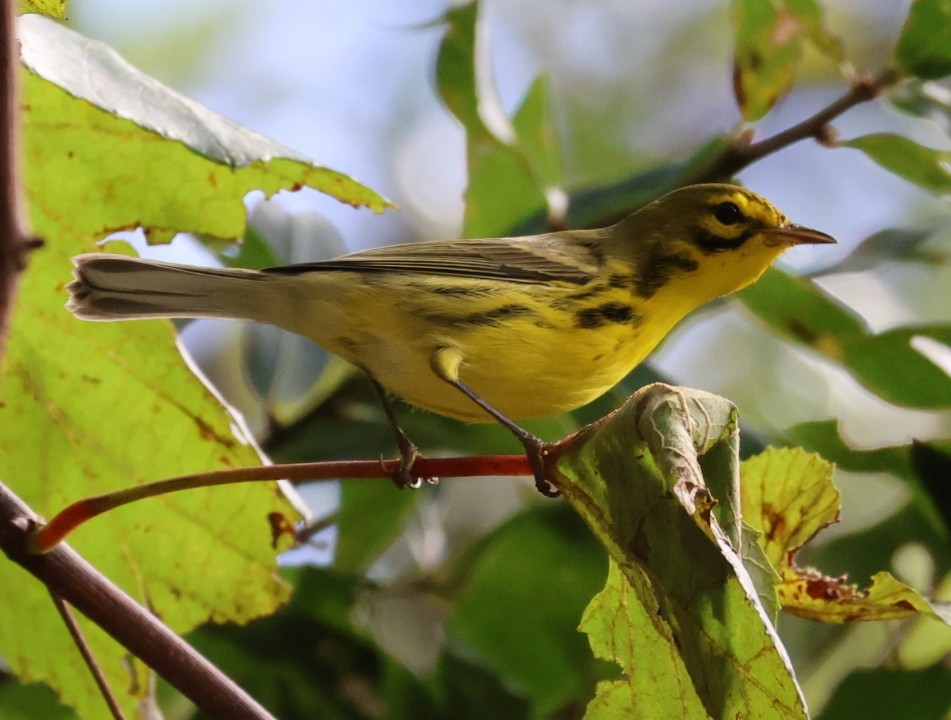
(766, 224, 837, 246)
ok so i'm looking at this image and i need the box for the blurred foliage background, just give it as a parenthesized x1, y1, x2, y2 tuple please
(2, 0, 951, 718)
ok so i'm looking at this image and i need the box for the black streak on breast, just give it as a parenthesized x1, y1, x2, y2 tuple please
(634, 253, 699, 298)
(575, 302, 639, 329)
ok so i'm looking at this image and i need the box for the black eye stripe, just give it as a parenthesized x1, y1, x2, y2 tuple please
(692, 229, 753, 253)
(713, 201, 742, 225)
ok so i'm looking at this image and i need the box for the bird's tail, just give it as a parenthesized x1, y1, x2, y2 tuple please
(67, 253, 271, 322)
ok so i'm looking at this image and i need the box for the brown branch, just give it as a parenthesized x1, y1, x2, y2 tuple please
(0, 484, 279, 720)
(687, 69, 898, 185)
(49, 591, 127, 720)
(0, 2, 38, 347)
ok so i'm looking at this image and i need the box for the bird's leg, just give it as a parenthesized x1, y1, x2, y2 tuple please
(449, 378, 560, 497)
(430, 347, 560, 497)
(365, 374, 431, 489)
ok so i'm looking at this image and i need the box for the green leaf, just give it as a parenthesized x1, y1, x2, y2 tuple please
(895, 0, 951, 79)
(334, 480, 421, 573)
(189, 566, 536, 719)
(507, 137, 733, 236)
(740, 268, 951, 408)
(0, 238, 302, 718)
(911, 442, 951, 532)
(446, 505, 608, 715)
(435, 2, 564, 237)
(732, 0, 843, 120)
(556, 385, 808, 719)
(0, 679, 76, 720)
(511, 75, 563, 199)
(813, 226, 940, 276)
(426, 652, 532, 720)
(436, 2, 484, 139)
(888, 79, 951, 134)
(580, 562, 707, 720)
(816, 664, 951, 720)
(842, 133, 951, 193)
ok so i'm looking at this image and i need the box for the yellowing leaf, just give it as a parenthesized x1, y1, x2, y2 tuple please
(741, 447, 948, 626)
(741, 447, 839, 568)
(18, 0, 66, 19)
(18, 15, 391, 245)
(780, 569, 943, 623)
(580, 562, 707, 720)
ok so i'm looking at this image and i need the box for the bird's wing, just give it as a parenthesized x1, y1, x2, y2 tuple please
(263, 236, 602, 285)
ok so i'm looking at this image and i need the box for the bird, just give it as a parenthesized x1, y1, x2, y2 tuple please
(67, 183, 835, 495)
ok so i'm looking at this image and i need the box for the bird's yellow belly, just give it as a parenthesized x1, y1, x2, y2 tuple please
(310, 277, 654, 422)
(359, 330, 640, 422)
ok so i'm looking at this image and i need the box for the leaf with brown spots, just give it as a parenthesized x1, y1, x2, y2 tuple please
(780, 569, 947, 623)
(741, 448, 949, 625)
(741, 447, 839, 569)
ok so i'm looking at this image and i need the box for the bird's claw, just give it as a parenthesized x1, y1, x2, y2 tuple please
(383, 441, 438, 489)
(522, 436, 561, 498)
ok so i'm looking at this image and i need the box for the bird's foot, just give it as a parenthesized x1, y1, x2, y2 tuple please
(386, 436, 438, 489)
(519, 433, 560, 498)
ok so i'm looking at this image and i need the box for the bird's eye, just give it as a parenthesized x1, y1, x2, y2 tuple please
(713, 202, 742, 226)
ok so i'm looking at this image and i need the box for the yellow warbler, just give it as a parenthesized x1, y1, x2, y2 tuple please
(67, 184, 834, 493)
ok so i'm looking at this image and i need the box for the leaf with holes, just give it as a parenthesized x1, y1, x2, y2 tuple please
(741, 448, 947, 625)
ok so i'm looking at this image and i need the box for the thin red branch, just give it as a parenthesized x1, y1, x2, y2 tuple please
(30, 454, 534, 552)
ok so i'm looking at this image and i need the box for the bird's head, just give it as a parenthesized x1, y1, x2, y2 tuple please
(618, 183, 835, 307)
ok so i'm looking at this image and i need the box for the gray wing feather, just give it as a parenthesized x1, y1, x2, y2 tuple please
(263, 237, 600, 285)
